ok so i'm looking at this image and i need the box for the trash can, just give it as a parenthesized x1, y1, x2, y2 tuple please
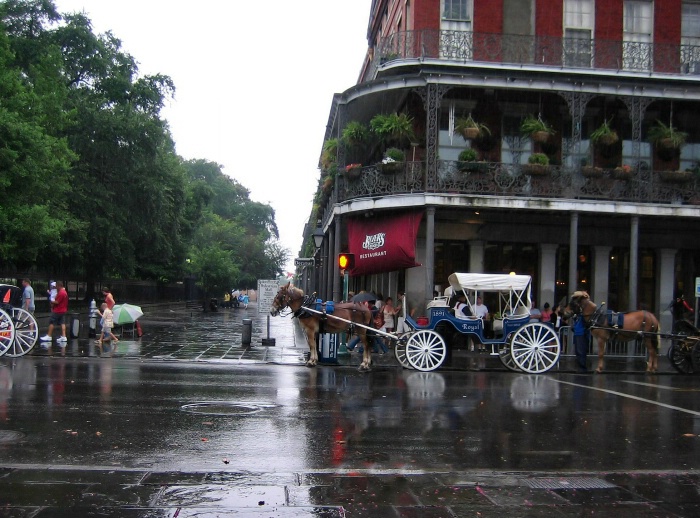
(70, 313, 80, 339)
(318, 333, 339, 364)
(242, 318, 252, 346)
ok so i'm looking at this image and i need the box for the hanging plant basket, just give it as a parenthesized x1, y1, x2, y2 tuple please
(659, 170, 694, 183)
(462, 127, 481, 140)
(598, 133, 619, 146)
(531, 131, 551, 143)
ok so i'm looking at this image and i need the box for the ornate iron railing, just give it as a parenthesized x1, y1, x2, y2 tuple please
(374, 29, 700, 76)
(323, 161, 699, 226)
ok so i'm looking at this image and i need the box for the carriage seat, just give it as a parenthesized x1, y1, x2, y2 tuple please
(427, 296, 449, 308)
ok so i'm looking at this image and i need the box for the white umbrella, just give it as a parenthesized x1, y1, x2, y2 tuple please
(112, 303, 143, 325)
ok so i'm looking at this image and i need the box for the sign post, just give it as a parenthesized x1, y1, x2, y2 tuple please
(257, 279, 279, 346)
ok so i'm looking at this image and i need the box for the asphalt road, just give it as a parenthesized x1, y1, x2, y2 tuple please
(0, 304, 698, 516)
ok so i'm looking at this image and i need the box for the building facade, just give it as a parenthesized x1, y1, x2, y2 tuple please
(303, 0, 700, 331)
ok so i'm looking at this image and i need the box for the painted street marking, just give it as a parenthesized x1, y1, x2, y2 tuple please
(554, 379, 700, 417)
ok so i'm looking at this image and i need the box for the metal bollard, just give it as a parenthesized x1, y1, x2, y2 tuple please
(242, 318, 252, 346)
(70, 313, 80, 338)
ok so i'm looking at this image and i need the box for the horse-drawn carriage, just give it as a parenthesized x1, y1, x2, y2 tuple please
(271, 272, 561, 374)
(0, 284, 39, 357)
(667, 319, 700, 374)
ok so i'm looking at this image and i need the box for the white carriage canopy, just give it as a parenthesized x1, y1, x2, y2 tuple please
(447, 273, 532, 317)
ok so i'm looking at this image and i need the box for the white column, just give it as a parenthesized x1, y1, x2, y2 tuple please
(469, 240, 485, 273)
(568, 212, 579, 294)
(538, 244, 558, 308)
(592, 246, 611, 307)
(657, 248, 677, 341)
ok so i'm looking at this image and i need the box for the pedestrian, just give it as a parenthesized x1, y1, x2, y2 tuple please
(573, 313, 589, 373)
(529, 300, 542, 322)
(47, 280, 57, 309)
(95, 302, 119, 349)
(382, 297, 396, 333)
(453, 293, 471, 319)
(102, 287, 115, 310)
(41, 280, 68, 345)
(21, 278, 35, 314)
(540, 302, 553, 323)
(240, 291, 249, 309)
(96, 302, 119, 345)
(223, 291, 231, 308)
(395, 291, 413, 333)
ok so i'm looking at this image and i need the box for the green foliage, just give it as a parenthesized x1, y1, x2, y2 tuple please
(341, 121, 368, 147)
(528, 153, 549, 165)
(454, 114, 491, 139)
(458, 148, 478, 162)
(590, 118, 618, 145)
(520, 115, 555, 137)
(320, 138, 338, 171)
(370, 112, 414, 146)
(385, 147, 405, 161)
(0, 1, 287, 290)
(648, 120, 687, 148)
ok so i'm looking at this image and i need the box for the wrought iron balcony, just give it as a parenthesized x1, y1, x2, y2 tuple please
(320, 161, 699, 226)
(373, 29, 700, 77)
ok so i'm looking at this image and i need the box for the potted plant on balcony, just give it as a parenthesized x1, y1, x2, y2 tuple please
(590, 118, 619, 147)
(612, 164, 633, 180)
(344, 163, 363, 180)
(320, 138, 338, 172)
(580, 158, 603, 178)
(454, 114, 491, 140)
(648, 120, 687, 150)
(457, 148, 478, 171)
(522, 153, 550, 175)
(380, 147, 405, 174)
(520, 115, 555, 143)
(370, 112, 415, 148)
(341, 121, 369, 149)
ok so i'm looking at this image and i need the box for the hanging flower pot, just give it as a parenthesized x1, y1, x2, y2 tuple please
(612, 165, 633, 180)
(581, 166, 604, 178)
(659, 170, 693, 183)
(344, 163, 362, 180)
(531, 131, 551, 143)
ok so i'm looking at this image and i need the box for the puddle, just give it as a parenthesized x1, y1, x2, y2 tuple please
(180, 401, 275, 416)
(0, 430, 25, 444)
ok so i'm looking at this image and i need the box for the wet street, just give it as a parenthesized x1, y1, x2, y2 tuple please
(0, 303, 699, 516)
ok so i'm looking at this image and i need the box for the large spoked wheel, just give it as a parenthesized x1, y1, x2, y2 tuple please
(405, 330, 447, 372)
(498, 342, 523, 372)
(394, 334, 413, 369)
(0, 308, 16, 357)
(510, 323, 560, 373)
(669, 341, 695, 374)
(6, 308, 38, 357)
(691, 342, 700, 373)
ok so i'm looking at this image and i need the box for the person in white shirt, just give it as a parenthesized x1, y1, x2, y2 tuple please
(529, 300, 542, 323)
(454, 294, 470, 320)
(473, 296, 489, 320)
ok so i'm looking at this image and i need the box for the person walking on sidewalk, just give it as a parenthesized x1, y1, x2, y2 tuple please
(21, 278, 35, 314)
(41, 281, 68, 345)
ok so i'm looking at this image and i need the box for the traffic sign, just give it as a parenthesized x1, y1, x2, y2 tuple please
(294, 257, 314, 267)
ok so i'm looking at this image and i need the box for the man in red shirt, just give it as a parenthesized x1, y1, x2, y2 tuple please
(41, 281, 68, 345)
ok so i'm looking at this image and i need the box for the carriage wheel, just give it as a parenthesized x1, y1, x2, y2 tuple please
(6, 308, 38, 357)
(510, 323, 560, 374)
(669, 341, 695, 374)
(498, 343, 523, 372)
(692, 342, 700, 374)
(0, 308, 16, 357)
(405, 330, 447, 372)
(393, 334, 413, 369)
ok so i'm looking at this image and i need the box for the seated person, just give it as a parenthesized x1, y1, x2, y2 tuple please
(453, 294, 472, 320)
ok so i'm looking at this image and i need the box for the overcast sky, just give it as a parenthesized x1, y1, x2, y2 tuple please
(54, 0, 372, 274)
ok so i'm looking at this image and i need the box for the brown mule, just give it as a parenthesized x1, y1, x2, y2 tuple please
(563, 291, 660, 373)
(269, 283, 374, 371)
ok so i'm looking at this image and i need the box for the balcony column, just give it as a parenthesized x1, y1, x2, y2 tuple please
(592, 246, 612, 308)
(538, 244, 558, 309)
(656, 248, 677, 337)
(332, 216, 342, 301)
(568, 212, 579, 295)
(328, 221, 337, 301)
(621, 97, 653, 181)
(469, 240, 485, 273)
(629, 216, 639, 311)
(560, 92, 594, 167)
(425, 206, 436, 310)
(417, 83, 450, 191)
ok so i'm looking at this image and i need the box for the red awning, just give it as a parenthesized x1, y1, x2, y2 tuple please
(346, 211, 423, 275)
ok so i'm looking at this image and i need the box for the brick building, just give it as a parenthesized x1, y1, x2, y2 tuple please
(303, 0, 700, 330)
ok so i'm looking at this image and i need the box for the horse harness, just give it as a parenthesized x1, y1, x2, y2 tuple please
(576, 297, 654, 333)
